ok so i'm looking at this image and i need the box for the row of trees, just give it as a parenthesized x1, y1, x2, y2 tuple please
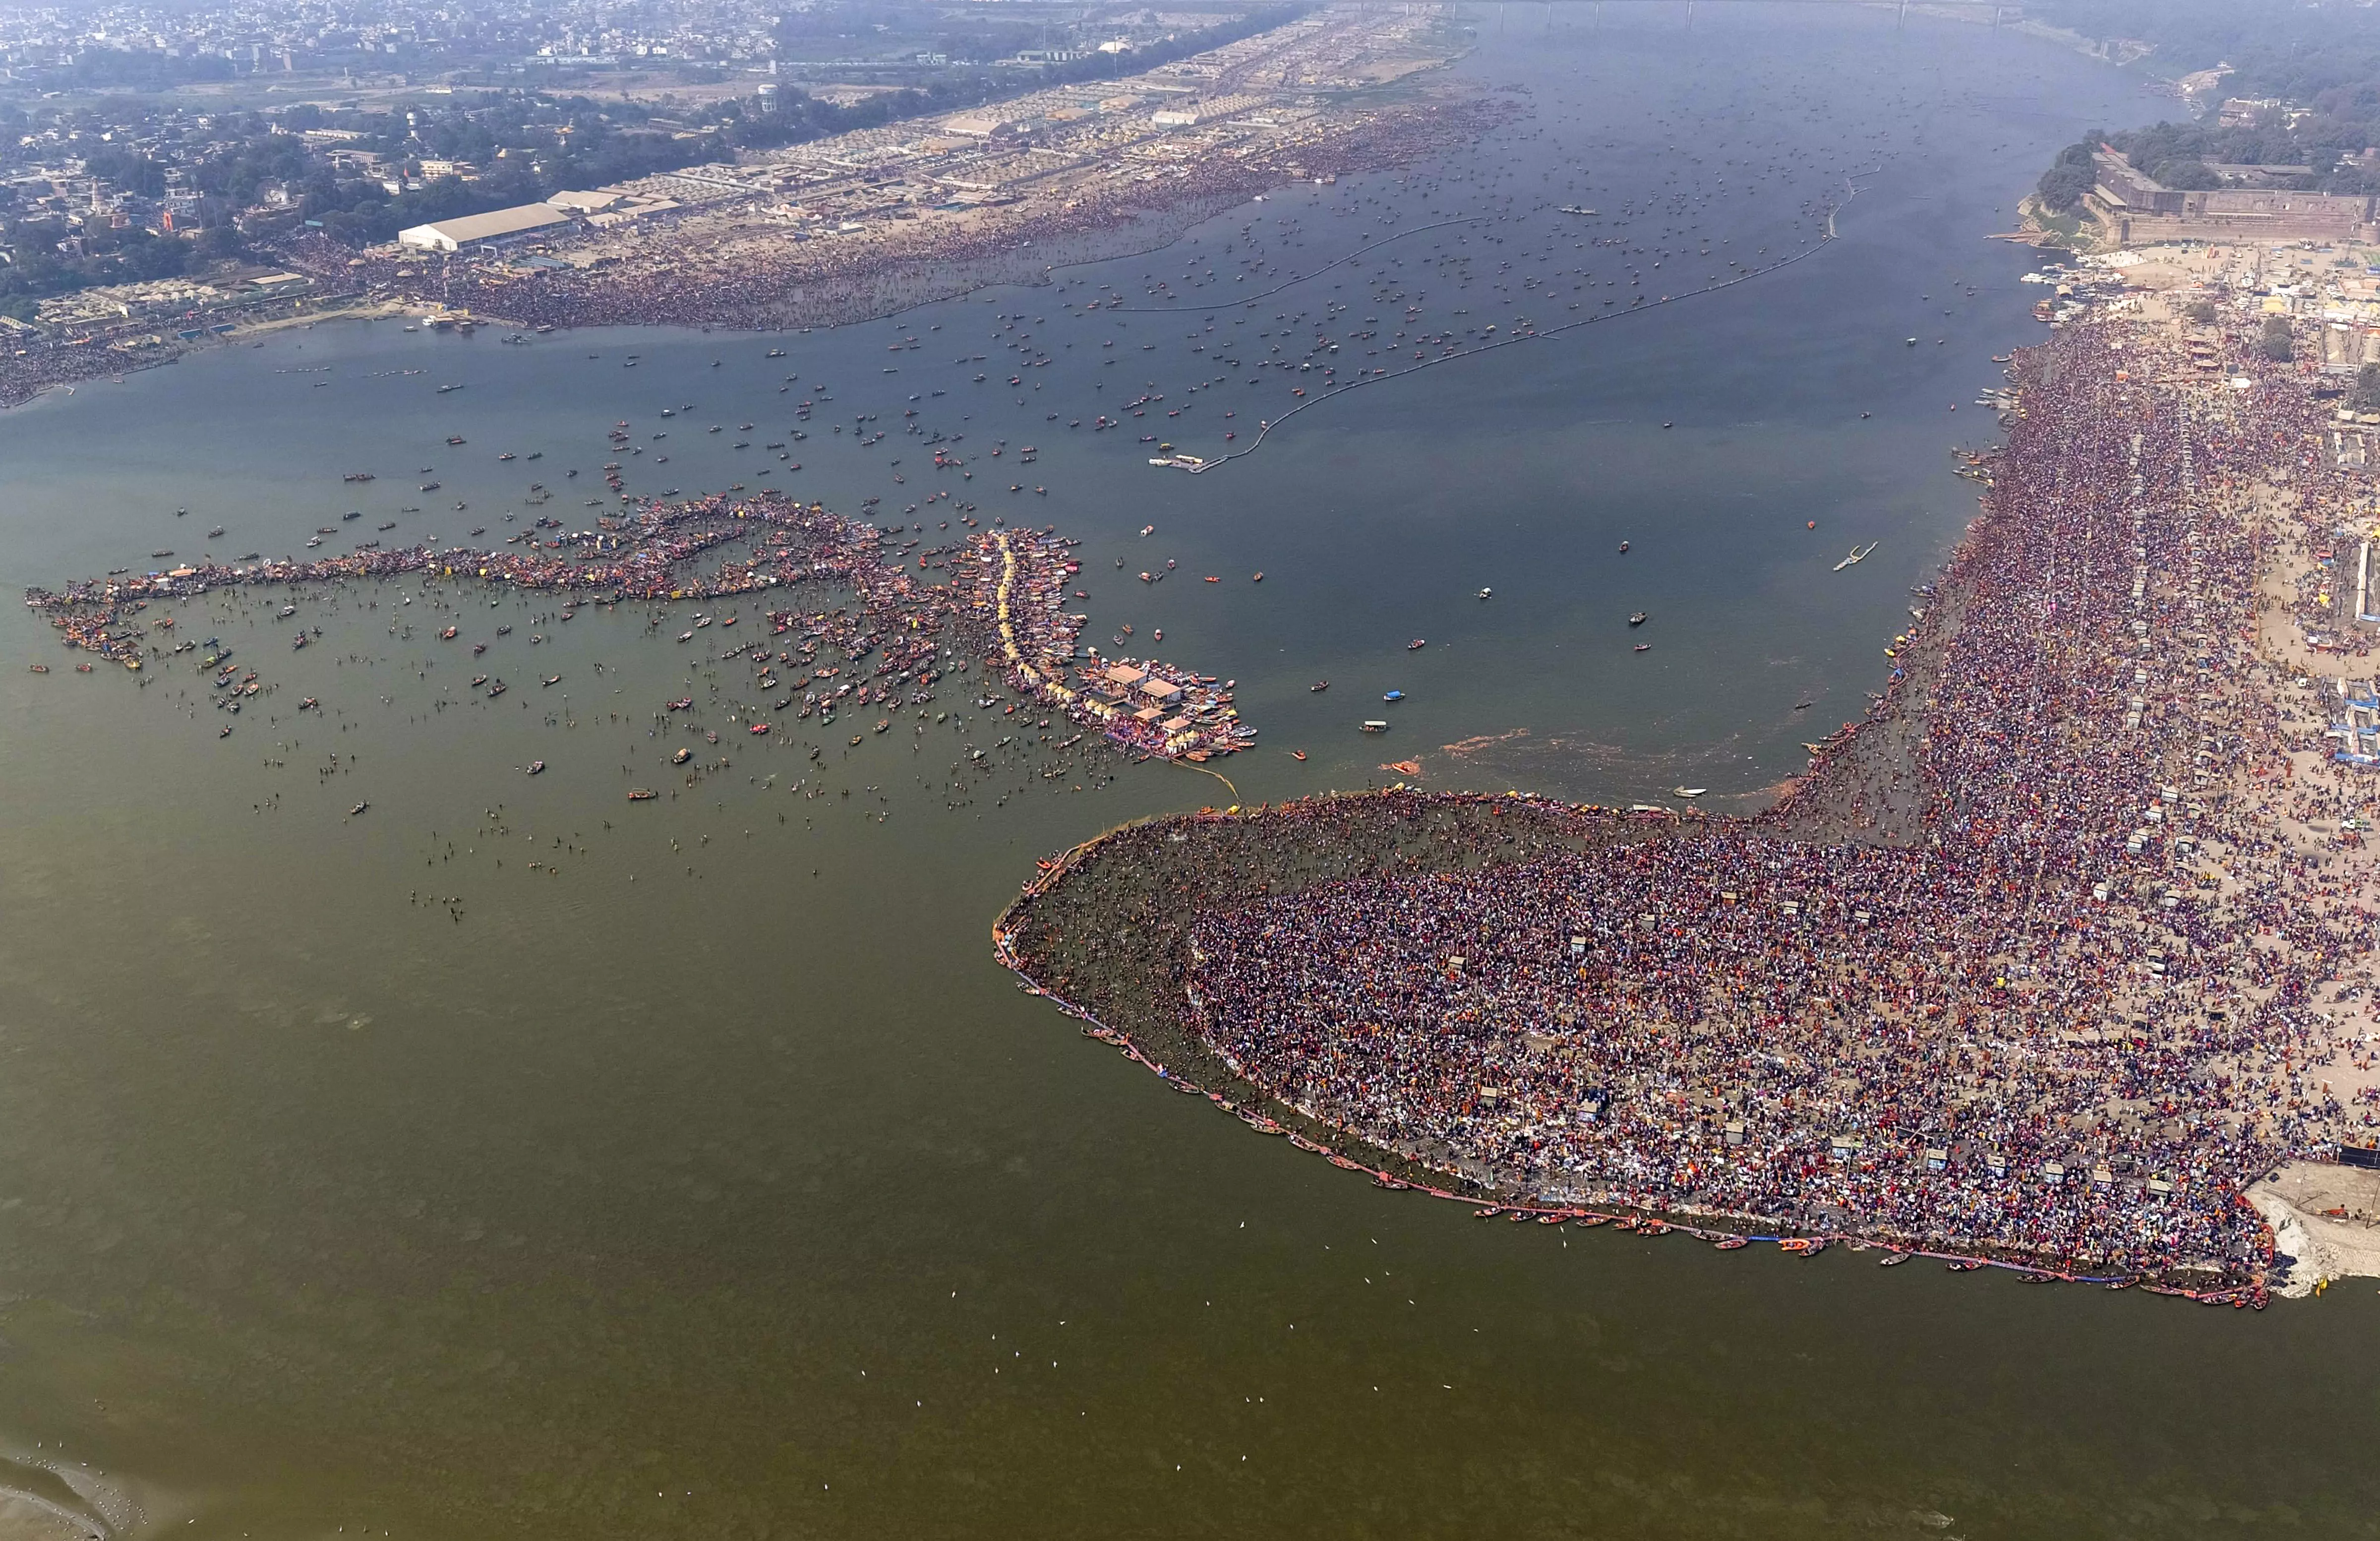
(2029, 0, 2380, 205)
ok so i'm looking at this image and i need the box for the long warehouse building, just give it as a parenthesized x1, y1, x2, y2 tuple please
(397, 204, 573, 252)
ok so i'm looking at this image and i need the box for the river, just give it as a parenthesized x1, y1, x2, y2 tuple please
(1, 7, 2371, 1538)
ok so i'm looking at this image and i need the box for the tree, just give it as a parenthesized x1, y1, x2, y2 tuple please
(2153, 159, 2224, 190)
(2261, 315, 2295, 362)
(83, 148, 167, 197)
(194, 225, 247, 262)
(2185, 299, 2218, 323)
(2035, 140, 2099, 213)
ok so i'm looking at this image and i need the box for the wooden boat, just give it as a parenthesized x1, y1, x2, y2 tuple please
(627, 789, 658, 801)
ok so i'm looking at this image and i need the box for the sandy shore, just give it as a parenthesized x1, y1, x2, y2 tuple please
(2250, 1162, 2380, 1294)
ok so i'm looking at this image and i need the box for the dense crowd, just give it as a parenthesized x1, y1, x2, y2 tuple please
(283, 105, 1500, 335)
(0, 339, 177, 411)
(1020, 307, 2380, 1278)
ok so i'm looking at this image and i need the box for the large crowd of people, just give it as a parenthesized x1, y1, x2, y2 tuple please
(1010, 298, 2380, 1282)
(26, 486, 1251, 758)
(281, 104, 1499, 335)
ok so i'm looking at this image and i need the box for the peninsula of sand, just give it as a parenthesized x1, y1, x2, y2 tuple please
(995, 292, 2380, 1302)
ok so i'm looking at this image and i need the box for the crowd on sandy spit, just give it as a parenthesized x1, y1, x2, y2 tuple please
(1001, 303, 2380, 1293)
(282, 105, 1501, 335)
(0, 341, 181, 411)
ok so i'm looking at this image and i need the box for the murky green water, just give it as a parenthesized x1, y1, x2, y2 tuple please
(1, 11, 2373, 1539)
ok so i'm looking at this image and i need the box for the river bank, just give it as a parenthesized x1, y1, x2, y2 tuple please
(996, 288, 2380, 1300)
(0, 292, 400, 412)
(274, 96, 1506, 336)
